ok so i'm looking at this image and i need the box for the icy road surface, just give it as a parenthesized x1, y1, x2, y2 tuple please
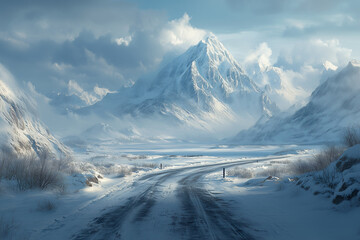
(73, 159, 264, 240)
(40, 158, 280, 240)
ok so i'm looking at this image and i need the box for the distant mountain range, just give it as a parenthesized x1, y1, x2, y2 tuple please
(232, 61, 360, 144)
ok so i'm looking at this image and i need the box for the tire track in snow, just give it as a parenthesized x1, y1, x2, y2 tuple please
(177, 165, 254, 240)
(72, 157, 283, 240)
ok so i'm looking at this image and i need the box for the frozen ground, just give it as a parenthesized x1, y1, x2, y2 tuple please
(1, 144, 359, 240)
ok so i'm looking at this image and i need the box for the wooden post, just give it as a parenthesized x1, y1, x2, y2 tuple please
(223, 168, 225, 178)
(160, 163, 163, 169)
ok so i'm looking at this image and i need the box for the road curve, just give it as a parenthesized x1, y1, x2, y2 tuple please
(72, 159, 271, 240)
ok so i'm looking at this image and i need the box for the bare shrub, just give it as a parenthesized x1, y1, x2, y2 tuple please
(258, 166, 287, 177)
(290, 146, 344, 175)
(37, 199, 56, 212)
(134, 163, 158, 169)
(16, 152, 63, 190)
(317, 168, 338, 189)
(343, 126, 360, 147)
(290, 160, 315, 175)
(312, 146, 343, 170)
(0, 149, 65, 191)
(92, 163, 137, 177)
(114, 166, 136, 178)
(227, 167, 254, 178)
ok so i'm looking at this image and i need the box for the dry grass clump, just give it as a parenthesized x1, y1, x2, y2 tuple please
(343, 126, 360, 147)
(37, 199, 56, 212)
(0, 148, 71, 191)
(227, 167, 254, 178)
(290, 146, 343, 175)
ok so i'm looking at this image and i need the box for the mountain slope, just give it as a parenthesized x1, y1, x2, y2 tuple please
(233, 61, 360, 144)
(80, 34, 278, 138)
(0, 66, 70, 157)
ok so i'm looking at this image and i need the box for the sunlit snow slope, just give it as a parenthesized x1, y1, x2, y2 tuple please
(0, 66, 69, 157)
(233, 61, 360, 144)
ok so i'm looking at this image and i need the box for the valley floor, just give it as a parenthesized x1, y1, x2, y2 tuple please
(1, 144, 359, 240)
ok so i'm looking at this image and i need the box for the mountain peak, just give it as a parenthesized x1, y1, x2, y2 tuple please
(196, 33, 228, 53)
(202, 32, 220, 44)
(185, 33, 242, 74)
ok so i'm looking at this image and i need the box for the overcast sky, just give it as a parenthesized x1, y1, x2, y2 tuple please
(0, 0, 359, 97)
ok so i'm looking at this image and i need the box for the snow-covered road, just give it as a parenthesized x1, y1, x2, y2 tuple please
(7, 145, 359, 240)
(69, 159, 267, 240)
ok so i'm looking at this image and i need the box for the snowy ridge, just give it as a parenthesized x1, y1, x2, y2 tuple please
(0, 71, 70, 158)
(232, 61, 360, 144)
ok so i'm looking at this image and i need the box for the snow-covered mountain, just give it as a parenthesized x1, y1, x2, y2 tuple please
(0, 67, 70, 158)
(248, 64, 307, 111)
(232, 60, 360, 144)
(80, 34, 278, 138)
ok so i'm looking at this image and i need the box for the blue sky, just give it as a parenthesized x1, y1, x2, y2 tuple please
(0, 0, 359, 97)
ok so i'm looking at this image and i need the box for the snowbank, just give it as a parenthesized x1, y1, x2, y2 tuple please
(295, 144, 360, 205)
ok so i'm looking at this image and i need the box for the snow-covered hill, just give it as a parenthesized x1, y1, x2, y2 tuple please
(79, 34, 278, 138)
(233, 61, 360, 144)
(0, 66, 69, 158)
(295, 144, 360, 205)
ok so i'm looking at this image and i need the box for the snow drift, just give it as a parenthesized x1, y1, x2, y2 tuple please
(295, 144, 360, 205)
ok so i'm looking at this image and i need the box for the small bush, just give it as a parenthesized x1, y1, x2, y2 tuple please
(93, 163, 137, 177)
(317, 168, 337, 189)
(37, 199, 56, 212)
(227, 167, 254, 178)
(258, 166, 287, 177)
(343, 126, 360, 147)
(0, 149, 65, 191)
(312, 146, 343, 170)
(290, 160, 315, 175)
(290, 146, 344, 175)
(134, 163, 158, 169)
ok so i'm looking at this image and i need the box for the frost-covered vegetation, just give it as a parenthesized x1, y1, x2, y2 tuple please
(229, 128, 360, 205)
(343, 126, 360, 147)
(0, 146, 161, 192)
(0, 149, 70, 191)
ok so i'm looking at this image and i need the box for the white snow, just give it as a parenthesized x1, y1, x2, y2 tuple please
(3, 143, 354, 240)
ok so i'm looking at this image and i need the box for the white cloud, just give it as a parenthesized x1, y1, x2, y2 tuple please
(327, 14, 355, 27)
(279, 38, 352, 68)
(68, 80, 115, 105)
(115, 35, 132, 46)
(160, 13, 207, 51)
(245, 42, 272, 73)
(244, 42, 329, 110)
(94, 85, 116, 98)
(68, 80, 97, 105)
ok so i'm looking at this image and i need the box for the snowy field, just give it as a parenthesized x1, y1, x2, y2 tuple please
(2, 143, 359, 240)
